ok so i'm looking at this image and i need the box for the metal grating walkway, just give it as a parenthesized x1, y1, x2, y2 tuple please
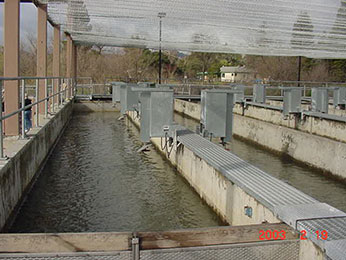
(177, 130, 346, 260)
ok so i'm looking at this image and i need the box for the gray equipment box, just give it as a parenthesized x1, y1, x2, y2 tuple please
(311, 88, 328, 113)
(111, 82, 125, 103)
(201, 89, 238, 142)
(333, 87, 346, 107)
(120, 84, 139, 115)
(253, 84, 266, 103)
(132, 88, 174, 142)
(281, 87, 302, 116)
(232, 85, 245, 103)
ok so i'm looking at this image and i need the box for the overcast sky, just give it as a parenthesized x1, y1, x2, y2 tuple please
(0, 3, 53, 49)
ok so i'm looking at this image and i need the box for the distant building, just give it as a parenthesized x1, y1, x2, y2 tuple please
(220, 66, 256, 83)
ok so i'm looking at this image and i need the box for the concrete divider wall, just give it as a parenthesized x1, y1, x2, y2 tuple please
(174, 99, 346, 180)
(232, 103, 346, 143)
(0, 101, 73, 231)
(126, 111, 323, 259)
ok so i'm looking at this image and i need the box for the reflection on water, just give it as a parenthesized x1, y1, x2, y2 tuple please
(174, 113, 346, 212)
(9, 112, 222, 233)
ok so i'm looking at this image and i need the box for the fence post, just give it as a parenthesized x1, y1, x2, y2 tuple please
(45, 78, 48, 118)
(21, 79, 25, 138)
(52, 79, 55, 113)
(58, 78, 61, 107)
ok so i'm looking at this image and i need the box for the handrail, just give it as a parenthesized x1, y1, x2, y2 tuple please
(0, 76, 75, 159)
(0, 76, 65, 81)
(0, 89, 70, 121)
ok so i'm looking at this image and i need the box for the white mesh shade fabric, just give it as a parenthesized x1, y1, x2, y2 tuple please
(39, 0, 346, 58)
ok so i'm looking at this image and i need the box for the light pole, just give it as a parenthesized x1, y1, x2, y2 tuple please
(158, 12, 166, 84)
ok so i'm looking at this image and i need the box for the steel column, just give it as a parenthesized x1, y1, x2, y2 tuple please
(4, 0, 20, 136)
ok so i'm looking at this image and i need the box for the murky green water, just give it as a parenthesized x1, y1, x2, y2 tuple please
(174, 113, 346, 212)
(9, 112, 222, 233)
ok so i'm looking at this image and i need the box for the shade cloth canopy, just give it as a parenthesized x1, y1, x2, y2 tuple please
(39, 0, 346, 58)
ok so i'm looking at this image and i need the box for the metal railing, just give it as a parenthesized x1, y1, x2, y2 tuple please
(0, 76, 75, 159)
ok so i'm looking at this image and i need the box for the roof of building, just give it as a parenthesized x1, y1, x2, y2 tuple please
(220, 66, 255, 74)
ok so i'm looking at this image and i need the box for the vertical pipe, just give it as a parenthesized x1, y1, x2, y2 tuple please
(45, 79, 48, 118)
(21, 79, 25, 138)
(0, 80, 4, 158)
(35, 79, 39, 127)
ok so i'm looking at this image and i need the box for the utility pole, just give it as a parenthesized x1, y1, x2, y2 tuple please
(158, 12, 166, 84)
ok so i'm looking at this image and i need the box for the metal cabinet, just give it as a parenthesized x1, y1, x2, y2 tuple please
(281, 87, 302, 116)
(311, 88, 328, 113)
(120, 84, 139, 115)
(133, 88, 173, 142)
(200, 89, 237, 142)
(253, 84, 266, 103)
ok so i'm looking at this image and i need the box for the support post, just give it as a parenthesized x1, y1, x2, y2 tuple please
(21, 79, 25, 139)
(37, 4, 47, 115)
(4, 0, 20, 136)
(66, 34, 73, 99)
(53, 26, 61, 108)
(35, 79, 39, 127)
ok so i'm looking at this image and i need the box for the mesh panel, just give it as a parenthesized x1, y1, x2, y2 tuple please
(140, 241, 300, 260)
(0, 241, 299, 260)
(0, 252, 131, 260)
(36, 0, 346, 58)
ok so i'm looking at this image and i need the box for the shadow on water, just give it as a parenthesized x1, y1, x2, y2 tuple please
(9, 112, 223, 233)
(174, 113, 346, 212)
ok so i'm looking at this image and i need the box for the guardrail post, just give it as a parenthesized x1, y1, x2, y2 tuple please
(0, 80, 4, 158)
(21, 79, 25, 138)
(35, 79, 39, 127)
(45, 78, 48, 118)
(58, 78, 61, 107)
(132, 234, 140, 260)
(52, 79, 55, 113)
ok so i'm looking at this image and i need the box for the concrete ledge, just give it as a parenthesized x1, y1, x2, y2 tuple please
(0, 101, 73, 231)
(175, 99, 346, 180)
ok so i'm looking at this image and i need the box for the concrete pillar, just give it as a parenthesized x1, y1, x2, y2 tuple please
(37, 4, 47, 115)
(53, 26, 60, 104)
(3, 0, 20, 136)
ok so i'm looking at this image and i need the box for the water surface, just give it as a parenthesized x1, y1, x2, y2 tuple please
(10, 112, 222, 233)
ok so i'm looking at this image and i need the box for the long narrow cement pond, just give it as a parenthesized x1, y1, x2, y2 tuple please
(9, 112, 222, 233)
(8, 110, 346, 233)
